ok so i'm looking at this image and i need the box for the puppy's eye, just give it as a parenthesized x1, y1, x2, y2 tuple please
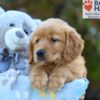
(51, 38, 59, 43)
(9, 23, 15, 27)
(35, 39, 39, 43)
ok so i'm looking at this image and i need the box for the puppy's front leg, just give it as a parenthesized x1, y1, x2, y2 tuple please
(48, 66, 66, 91)
(30, 66, 48, 90)
(48, 66, 79, 91)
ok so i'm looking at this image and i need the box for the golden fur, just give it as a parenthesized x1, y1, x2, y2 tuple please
(28, 18, 87, 91)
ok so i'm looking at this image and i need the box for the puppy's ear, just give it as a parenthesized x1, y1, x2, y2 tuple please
(64, 29, 84, 63)
(28, 40, 34, 64)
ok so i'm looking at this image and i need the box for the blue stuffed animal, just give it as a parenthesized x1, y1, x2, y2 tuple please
(0, 7, 42, 73)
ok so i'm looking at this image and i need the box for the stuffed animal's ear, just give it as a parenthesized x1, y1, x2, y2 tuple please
(0, 7, 5, 14)
(64, 29, 84, 63)
(28, 40, 34, 64)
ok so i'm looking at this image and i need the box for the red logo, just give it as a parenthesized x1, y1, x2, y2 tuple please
(83, 0, 93, 11)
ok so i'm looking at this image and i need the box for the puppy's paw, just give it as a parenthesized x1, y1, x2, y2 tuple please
(48, 76, 65, 91)
(31, 74, 48, 90)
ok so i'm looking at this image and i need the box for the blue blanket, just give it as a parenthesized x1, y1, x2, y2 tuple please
(0, 69, 89, 100)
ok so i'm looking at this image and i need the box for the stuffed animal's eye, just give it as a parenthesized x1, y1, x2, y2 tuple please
(23, 22, 32, 35)
(9, 23, 15, 27)
(24, 30, 29, 35)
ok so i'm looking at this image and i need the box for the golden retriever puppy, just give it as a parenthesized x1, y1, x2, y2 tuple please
(28, 18, 87, 91)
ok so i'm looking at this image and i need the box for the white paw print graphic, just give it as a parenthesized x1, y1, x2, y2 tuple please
(15, 90, 29, 100)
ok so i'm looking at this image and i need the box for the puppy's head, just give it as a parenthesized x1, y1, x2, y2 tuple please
(29, 18, 84, 65)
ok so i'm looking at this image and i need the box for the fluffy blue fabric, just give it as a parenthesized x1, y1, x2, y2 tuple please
(0, 69, 89, 100)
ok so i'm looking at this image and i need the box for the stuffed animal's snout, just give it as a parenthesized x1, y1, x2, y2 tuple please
(5, 28, 29, 51)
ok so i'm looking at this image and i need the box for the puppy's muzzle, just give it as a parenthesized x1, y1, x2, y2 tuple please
(36, 49, 46, 61)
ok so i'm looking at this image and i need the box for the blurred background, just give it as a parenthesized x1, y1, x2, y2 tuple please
(0, 0, 100, 99)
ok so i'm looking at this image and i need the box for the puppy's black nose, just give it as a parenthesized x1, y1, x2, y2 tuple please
(36, 49, 45, 57)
